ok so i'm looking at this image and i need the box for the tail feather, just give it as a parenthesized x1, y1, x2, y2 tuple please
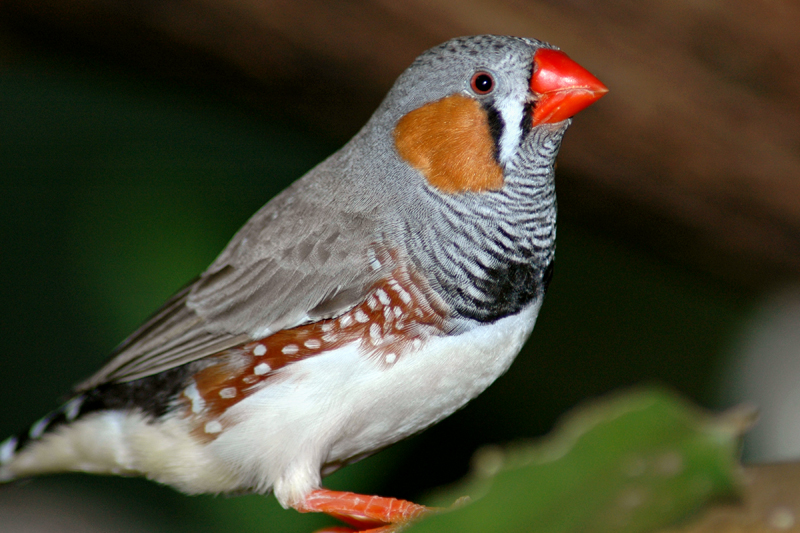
(1, 366, 211, 486)
(0, 435, 18, 481)
(0, 394, 88, 482)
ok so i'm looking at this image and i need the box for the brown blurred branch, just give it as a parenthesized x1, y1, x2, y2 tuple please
(3, 0, 799, 290)
(664, 463, 800, 532)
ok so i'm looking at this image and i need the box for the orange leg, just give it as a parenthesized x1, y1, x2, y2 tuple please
(296, 489, 430, 531)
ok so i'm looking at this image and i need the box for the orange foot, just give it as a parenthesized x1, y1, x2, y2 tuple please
(296, 489, 430, 532)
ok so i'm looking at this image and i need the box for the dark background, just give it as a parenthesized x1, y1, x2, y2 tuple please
(1, 1, 797, 531)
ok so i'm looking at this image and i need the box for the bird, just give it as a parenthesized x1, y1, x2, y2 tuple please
(0, 35, 606, 531)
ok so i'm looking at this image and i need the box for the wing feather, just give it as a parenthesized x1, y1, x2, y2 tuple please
(75, 175, 390, 391)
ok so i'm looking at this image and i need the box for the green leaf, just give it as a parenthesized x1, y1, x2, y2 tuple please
(410, 387, 752, 533)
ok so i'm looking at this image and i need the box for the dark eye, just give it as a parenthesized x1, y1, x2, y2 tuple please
(470, 71, 494, 95)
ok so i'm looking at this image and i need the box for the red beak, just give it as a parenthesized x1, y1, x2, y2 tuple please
(530, 48, 608, 126)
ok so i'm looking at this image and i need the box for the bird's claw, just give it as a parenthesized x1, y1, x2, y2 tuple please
(299, 488, 430, 532)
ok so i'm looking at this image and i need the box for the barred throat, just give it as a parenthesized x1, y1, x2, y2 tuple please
(407, 125, 562, 324)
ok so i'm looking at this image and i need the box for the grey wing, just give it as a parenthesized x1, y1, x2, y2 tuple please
(75, 187, 387, 391)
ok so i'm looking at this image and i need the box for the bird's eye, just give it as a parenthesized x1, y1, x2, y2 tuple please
(470, 72, 494, 95)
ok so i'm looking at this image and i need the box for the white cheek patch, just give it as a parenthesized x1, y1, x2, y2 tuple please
(496, 96, 525, 165)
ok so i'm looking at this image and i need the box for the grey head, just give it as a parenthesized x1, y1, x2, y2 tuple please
(345, 35, 566, 326)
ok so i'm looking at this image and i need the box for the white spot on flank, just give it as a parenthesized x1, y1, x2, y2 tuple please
(393, 306, 404, 319)
(369, 323, 382, 345)
(204, 421, 223, 434)
(253, 344, 267, 356)
(368, 250, 382, 271)
(304, 339, 322, 349)
(321, 322, 334, 332)
(0, 436, 17, 464)
(29, 417, 50, 440)
(322, 333, 337, 343)
(64, 397, 83, 422)
(385, 353, 397, 364)
(367, 296, 379, 310)
(242, 375, 258, 385)
(390, 285, 411, 304)
(354, 309, 369, 323)
(219, 387, 237, 399)
(184, 382, 206, 414)
(383, 307, 394, 323)
(254, 363, 272, 375)
(375, 289, 391, 306)
(339, 315, 353, 328)
(282, 344, 299, 355)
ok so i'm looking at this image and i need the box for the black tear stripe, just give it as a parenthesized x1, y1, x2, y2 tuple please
(482, 102, 504, 163)
(521, 100, 535, 140)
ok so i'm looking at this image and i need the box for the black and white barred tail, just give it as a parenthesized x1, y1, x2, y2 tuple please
(0, 394, 89, 481)
(1, 364, 192, 482)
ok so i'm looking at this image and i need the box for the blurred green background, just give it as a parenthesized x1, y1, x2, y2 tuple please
(0, 5, 777, 532)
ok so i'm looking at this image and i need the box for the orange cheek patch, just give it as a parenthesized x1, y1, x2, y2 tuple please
(394, 94, 504, 194)
(179, 260, 449, 443)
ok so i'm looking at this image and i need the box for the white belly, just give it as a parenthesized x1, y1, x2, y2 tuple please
(212, 301, 541, 506)
(2, 302, 540, 506)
